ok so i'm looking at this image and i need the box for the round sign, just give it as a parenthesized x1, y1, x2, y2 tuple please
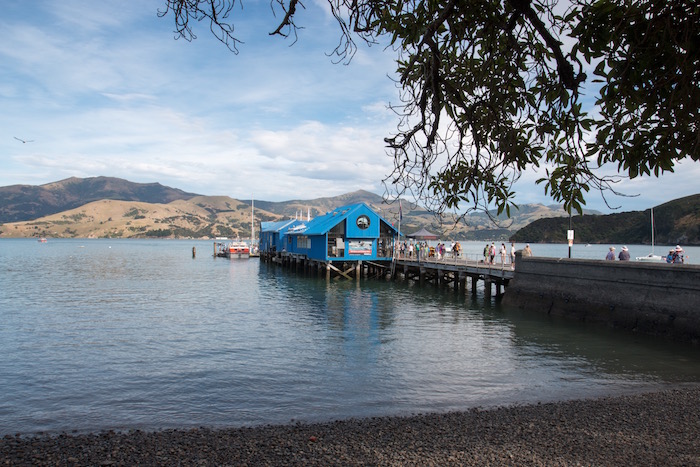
(356, 215, 370, 229)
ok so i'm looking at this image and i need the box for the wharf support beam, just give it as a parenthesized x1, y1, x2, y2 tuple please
(503, 256, 700, 343)
(394, 258, 512, 296)
(263, 252, 393, 281)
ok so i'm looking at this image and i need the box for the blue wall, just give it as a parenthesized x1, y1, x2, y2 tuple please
(286, 203, 397, 262)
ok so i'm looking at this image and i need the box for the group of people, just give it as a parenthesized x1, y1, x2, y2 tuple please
(481, 242, 531, 266)
(666, 245, 686, 263)
(606, 245, 631, 261)
(606, 245, 687, 263)
(397, 241, 462, 260)
(397, 240, 534, 265)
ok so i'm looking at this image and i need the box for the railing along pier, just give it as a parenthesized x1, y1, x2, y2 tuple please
(393, 253, 514, 297)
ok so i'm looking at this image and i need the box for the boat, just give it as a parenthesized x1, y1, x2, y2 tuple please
(227, 241, 250, 259)
(249, 197, 260, 257)
(213, 240, 249, 258)
(37, 237, 47, 243)
(636, 207, 664, 262)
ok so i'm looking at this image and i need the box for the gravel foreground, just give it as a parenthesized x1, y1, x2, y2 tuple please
(2, 387, 700, 466)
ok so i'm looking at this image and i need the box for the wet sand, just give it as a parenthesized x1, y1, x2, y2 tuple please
(2, 386, 699, 466)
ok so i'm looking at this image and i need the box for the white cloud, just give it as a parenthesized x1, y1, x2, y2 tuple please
(0, 0, 697, 214)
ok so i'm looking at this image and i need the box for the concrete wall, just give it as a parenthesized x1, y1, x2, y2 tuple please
(502, 256, 700, 343)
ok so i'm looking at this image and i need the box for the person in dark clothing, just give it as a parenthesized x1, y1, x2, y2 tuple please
(618, 246, 630, 261)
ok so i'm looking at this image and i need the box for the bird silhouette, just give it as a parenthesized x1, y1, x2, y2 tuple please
(14, 137, 34, 143)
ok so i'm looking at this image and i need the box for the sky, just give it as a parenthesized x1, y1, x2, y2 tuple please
(1, 0, 697, 214)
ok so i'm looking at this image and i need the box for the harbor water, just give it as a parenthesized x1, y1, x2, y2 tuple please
(1, 238, 699, 435)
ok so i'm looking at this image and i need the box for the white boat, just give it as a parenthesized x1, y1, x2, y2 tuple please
(227, 241, 250, 259)
(636, 208, 664, 262)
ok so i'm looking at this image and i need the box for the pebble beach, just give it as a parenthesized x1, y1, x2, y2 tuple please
(2, 386, 699, 466)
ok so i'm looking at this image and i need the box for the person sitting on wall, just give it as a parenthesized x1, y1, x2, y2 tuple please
(666, 249, 676, 263)
(522, 244, 533, 256)
(618, 246, 630, 261)
(605, 247, 616, 260)
(673, 245, 685, 263)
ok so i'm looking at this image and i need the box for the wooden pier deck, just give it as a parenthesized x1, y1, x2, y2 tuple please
(262, 251, 514, 297)
(394, 255, 514, 297)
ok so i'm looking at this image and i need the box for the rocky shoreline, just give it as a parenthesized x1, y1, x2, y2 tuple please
(3, 386, 700, 466)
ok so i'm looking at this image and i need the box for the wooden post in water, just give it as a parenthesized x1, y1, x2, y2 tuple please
(192, 246, 196, 258)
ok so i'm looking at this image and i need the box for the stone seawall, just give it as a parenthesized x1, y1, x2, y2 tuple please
(502, 256, 700, 343)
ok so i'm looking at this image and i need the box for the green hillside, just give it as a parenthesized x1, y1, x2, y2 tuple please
(510, 194, 700, 245)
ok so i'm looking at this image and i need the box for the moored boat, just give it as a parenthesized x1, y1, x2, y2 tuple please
(636, 253, 665, 262)
(636, 207, 664, 262)
(227, 241, 250, 259)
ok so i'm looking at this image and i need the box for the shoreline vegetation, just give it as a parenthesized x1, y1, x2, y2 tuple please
(2, 386, 699, 466)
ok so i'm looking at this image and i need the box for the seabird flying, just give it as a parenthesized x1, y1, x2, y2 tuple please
(14, 137, 34, 143)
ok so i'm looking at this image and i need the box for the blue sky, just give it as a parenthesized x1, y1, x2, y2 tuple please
(1, 0, 697, 214)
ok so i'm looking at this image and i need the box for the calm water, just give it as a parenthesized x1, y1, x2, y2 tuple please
(1, 238, 699, 435)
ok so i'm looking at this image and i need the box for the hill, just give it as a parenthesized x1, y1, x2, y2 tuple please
(3, 176, 685, 241)
(0, 177, 596, 240)
(0, 176, 199, 223)
(0, 196, 281, 239)
(510, 194, 700, 246)
(243, 190, 392, 219)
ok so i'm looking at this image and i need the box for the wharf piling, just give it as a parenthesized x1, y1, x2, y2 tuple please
(261, 251, 393, 281)
(393, 255, 513, 296)
(261, 251, 513, 296)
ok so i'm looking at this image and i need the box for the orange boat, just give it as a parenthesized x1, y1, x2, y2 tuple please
(227, 241, 250, 259)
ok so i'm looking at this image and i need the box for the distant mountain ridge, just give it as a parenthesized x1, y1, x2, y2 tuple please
(0, 176, 199, 223)
(2, 176, 696, 242)
(511, 194, 700, 246)
(241, 190, 388, 219)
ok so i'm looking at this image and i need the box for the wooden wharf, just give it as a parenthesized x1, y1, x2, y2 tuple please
(263, 252, 514, 297)
(394, 255, 514, 297)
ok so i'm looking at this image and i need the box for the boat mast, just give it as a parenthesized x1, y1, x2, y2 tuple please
(251, 197, 255, 243)
(651, 207, 655, 255)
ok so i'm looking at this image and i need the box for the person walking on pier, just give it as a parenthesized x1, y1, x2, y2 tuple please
(483, 244, 489, 263)
(489, 243, 496, 264)
(500, 243, 507, 265)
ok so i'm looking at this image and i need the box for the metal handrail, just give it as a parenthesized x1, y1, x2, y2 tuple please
(395, 252, 515, 271)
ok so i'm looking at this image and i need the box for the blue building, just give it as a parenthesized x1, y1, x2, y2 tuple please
(283, 203, 399, 262)
(259, 219, 305, 255)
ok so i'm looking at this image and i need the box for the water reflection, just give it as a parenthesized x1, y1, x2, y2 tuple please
(1, 239, 699, 435)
